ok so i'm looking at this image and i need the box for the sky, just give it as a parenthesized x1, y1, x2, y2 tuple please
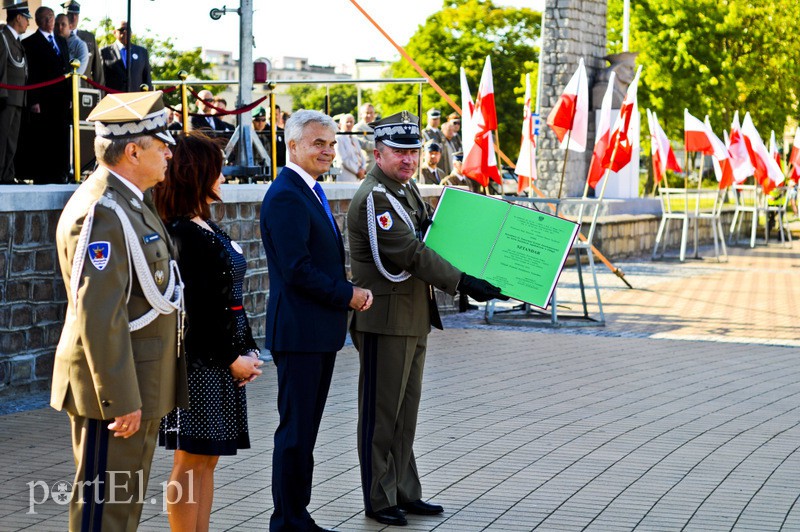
(42, 0, 544, 68)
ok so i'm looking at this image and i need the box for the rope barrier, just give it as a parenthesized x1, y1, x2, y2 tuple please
(186, 87, 267, 116)
(82, 77, 123, 94)
(0, 75, 68, 91)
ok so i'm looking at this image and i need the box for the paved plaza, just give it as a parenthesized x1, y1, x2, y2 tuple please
(1, 243, 799, 531)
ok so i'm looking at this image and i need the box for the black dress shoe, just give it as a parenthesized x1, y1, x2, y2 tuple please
(365, 506, 408, 526)
(399, 499, 444, 515)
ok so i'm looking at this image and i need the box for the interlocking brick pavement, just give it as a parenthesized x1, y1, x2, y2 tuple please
(1, 243, 798, 531)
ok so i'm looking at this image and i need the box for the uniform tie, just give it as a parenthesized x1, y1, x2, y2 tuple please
(120, 47, 127, 66)
(312, 182, 337, 234)
(47, 34, 60, 56)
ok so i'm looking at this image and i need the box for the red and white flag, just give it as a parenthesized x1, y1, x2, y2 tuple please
(463, 56, 501, 187)
(769, 130, 783, 172)
(586, 71, 616, 188)
(684, 109, 714, 154)
(741, 112, 784, 193)
(602, 65, 642, 172)
(727, 111, 754, 184)
(704, 116, 733, 189)
(790, 126, 800, 179)
(460, 67, 476, 160)
(647, 109, 681, 184)
(546, 58, 588, 152)
(515, 73, 536, 194)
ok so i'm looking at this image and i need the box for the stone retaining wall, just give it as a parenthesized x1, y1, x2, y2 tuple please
(0, 184, 741, 399)
(590, 211, 736, 260)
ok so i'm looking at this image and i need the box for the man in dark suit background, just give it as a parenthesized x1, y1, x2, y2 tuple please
(18, 5, 70, 183)
(190, 89, 234, 131)
(0, 2, 30, 184)
(100, 21, 151, 92)
(62, 0, 104, 86)
(260, 109, 373, 532)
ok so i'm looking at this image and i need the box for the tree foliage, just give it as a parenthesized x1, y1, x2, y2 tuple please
(286, 84, 371, 118)
(607, 0, 800, 139)
(372, 0, 541, 160)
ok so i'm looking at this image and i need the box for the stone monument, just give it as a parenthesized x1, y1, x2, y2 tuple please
(537, 0, 608, 197)
(591, 51, 641, 199)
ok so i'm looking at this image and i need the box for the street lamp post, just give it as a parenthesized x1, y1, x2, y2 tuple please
(209, 1, 260, 178)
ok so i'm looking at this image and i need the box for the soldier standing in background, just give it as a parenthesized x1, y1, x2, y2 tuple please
(0, 1, 29, 184)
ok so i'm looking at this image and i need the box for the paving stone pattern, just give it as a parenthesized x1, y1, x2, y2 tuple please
(1, 243, 799, 530)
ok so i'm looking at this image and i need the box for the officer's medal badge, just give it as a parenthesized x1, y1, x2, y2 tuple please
(377, 212, 393, 230)
(88, 241, 111, 270)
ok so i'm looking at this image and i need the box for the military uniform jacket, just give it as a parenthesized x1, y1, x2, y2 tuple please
(347, 166, 462, 337)
(76, 28, 103, 85)
(0, 24, 26, 107)
(51, 168, 188, 421)
(419, 165, 445, 185)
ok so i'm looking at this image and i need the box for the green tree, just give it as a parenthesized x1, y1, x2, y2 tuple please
(94, 18, 215, 105)
(286, 84, 371, 117)
(372, 0, 541, 161)
(608, 0, 800, 138)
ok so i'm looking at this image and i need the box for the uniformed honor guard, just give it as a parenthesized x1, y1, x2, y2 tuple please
(51, 91, 188, 532)
(347, 111, 507, 526)
(0, 1, 29, 183)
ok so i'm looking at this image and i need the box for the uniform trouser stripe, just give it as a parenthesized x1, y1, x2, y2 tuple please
(359, 332, 379, 512)
(80, 419, 109, 532)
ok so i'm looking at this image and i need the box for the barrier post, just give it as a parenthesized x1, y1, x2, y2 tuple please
(179, 71, 189, 134)
(269, 84, 277, 180)
(71, 60, 81, 183)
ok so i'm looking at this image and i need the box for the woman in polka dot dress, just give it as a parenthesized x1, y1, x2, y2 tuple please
(153, 132, 264, 531)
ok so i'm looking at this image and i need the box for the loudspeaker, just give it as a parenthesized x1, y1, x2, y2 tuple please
(78, 89, 101, 121)
(68, 124, 97, 178)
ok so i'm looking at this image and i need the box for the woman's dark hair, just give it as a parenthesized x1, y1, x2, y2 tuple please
(153, 132, 224, 222)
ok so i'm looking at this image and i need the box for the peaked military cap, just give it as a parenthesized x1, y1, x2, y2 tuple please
(453, 151, 464, 161)
(424, 140, 441, 152)
(252, 106, 266, 119)
(88, 91, 176, 145)
(60, 0, 80, 14)
(4, 1, 32, 19)
(427, 108, 441, 118)
(371, 111, 422, 149)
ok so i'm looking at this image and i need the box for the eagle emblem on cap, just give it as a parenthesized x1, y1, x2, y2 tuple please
(377, 212, 393, 230)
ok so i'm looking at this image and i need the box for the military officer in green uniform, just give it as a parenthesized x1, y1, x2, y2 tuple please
(51, 91, 188, 532)
(347, 111, 506, 526)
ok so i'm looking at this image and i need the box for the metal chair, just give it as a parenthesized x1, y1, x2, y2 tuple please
(728, 184, 759, 248)
(762, 186, 793, 246)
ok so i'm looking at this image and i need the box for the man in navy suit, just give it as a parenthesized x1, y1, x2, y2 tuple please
(261, 109, 373, 532)
(100, 21, 151, 92)
(17, 5, 70, 183)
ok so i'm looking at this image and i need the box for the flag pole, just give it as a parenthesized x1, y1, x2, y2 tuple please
(557, 130, 571, 198)
(650, 162, 659, 196)
(494, 129, 503, 194)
